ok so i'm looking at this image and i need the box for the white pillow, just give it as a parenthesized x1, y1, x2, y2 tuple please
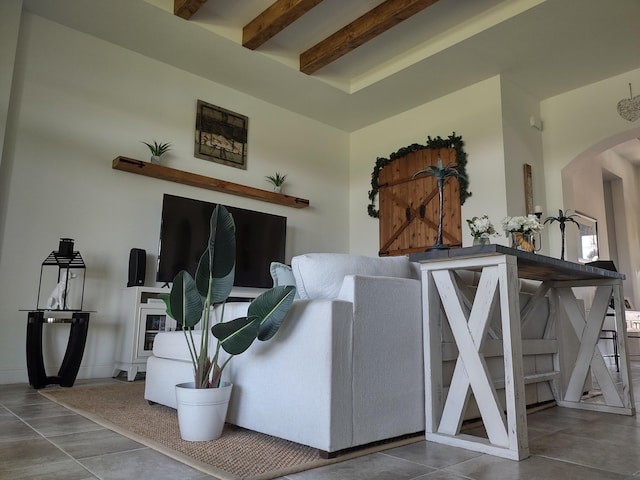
(291, 253, 413, 300)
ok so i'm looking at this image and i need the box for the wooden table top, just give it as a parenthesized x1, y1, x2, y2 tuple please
(410, 245, 624, 282)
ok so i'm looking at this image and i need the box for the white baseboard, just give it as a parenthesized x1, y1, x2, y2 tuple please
(0, 364, 120, 386)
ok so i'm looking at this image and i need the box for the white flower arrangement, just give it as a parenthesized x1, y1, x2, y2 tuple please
(501, 214, 543, 234)
(466, 214, 499, 239)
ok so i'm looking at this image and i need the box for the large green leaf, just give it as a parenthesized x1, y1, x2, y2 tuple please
(211, 315, 261, 355)
(210, 267, 235, 305)
(195, 205, 236, 298)
(168, 271, 204, 328)
(159, 293, 172, 318)
(248, 285, 296, 341)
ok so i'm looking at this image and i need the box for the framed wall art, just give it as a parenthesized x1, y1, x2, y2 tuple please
(194, 100, 248, 170)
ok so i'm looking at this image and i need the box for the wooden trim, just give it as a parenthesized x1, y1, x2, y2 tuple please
(112, 157, 310, 209)
(174, 0, 208, 20)
(243, 0, 324, 50)
(300, 0, 439, 75)
(523, 163, 533, 215)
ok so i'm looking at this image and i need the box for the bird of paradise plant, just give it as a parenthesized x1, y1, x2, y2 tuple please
(161, 204, 296, 389)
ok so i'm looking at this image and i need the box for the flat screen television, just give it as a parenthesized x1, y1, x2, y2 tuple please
(156, 194, 286, 288)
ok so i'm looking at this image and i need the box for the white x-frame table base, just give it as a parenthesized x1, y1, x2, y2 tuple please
(412, 246, 635, 461)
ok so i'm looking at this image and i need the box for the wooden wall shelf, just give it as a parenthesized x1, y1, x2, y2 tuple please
(112, 157, 310, 209)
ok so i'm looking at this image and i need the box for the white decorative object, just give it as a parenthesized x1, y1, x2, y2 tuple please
(617, 83, 640, 122)
(46, 270, 76, 310)
(175, 381, 233, 441)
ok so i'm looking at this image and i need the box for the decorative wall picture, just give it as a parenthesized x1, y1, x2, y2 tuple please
(195, 100, 248, 170)
(574, 211, 598, 263)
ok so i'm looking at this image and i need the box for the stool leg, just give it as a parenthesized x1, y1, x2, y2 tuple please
(57, 313, 90, 387)
(613, 330, 619, 372)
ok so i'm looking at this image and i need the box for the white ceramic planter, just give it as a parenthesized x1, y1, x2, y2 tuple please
(175, 381, 233, 441)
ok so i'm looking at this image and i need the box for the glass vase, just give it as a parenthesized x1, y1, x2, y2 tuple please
(473, 237, 490, 246)
(511, 232, 535, 252)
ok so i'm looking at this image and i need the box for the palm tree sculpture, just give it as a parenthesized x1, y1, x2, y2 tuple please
(413, 158, 465, 250)
(544, 209, 580, 261)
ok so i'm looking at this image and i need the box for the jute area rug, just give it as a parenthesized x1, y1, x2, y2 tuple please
(40, 382, 424, 480)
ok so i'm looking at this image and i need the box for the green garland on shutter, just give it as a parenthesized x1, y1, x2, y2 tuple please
(367, 132, 471, 218)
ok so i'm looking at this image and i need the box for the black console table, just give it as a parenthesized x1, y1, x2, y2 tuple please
(26, 310, 90, 389)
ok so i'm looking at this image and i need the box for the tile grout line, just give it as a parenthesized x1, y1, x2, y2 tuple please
(1, 398, 104, 478)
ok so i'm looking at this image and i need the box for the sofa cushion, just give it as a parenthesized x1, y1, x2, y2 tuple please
(152, 331, 198, 361)
(291, 253, 415, 300)
(270, 262, 295, 286)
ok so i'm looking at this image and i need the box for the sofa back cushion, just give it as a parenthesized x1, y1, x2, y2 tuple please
(291, 253, 415, 300)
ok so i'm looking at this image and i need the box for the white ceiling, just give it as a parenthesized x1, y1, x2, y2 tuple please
(21, 0, 640, 132)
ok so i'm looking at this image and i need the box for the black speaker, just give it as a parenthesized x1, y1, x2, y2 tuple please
(127, 248, 146, 287)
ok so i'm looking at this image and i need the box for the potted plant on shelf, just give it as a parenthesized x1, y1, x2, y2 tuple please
(142, 140, 171, 164)
(413, 158, 465, 250)
(265, 172, 287, 193)
(161, 204, 296, 441)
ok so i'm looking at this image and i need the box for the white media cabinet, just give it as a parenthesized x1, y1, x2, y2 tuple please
(113, 285, 266, 381)
(113, 286, 174, 381)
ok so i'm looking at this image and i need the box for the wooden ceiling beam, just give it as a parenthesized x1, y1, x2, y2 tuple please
(300, 0, 439, 75)
(243, 0, 324, 50)
(174, 0, 208, 20)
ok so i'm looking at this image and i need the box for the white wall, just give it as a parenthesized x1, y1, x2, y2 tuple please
(541, 67, 640, 305)
(349, 76, 510, 256)
(0, 0, 23, 258)
(563, 149, 640, 305)
(500, 77, 547, 251)
(0, 13, 349, 383)
(541, 68, 640, 255)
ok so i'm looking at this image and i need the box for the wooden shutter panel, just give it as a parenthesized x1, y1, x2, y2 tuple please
(378, 148, 461, 256)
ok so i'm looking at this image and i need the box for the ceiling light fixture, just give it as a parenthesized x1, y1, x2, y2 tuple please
(617, 83, 640, 122)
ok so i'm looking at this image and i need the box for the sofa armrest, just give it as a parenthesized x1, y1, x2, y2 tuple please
(226, 298, 355, 452)
(338, 274, 425, 445)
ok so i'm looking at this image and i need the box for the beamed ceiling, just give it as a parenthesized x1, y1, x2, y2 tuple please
(22, 0, 640, 132)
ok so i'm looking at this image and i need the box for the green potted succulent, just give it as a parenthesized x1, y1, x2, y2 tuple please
(265, 172, 287, 193)
(142, 140, 171, 164)
(161, 204, 296, 441)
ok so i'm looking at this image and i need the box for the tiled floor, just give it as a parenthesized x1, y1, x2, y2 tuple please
(2, 365, 640, 480)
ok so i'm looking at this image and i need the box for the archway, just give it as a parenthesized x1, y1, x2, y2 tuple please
(561, 127, 640, 308)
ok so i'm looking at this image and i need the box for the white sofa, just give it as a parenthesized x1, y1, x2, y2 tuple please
(144, 252, 569, 455)
(144, 253, 425, 455)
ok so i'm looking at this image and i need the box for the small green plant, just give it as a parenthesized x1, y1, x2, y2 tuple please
(142, 140, 171, 157)
(265, 172, 287, 187)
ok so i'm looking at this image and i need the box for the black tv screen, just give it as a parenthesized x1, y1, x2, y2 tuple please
(156, 194, 286, 288)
